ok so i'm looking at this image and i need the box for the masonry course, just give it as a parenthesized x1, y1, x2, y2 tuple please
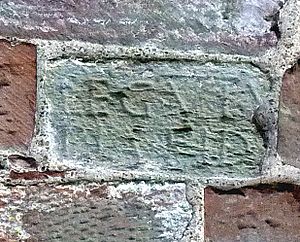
(0, 0, 281, 55)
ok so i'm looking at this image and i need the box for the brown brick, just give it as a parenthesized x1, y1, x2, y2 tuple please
(0, 40, 36, 149)
(278, 61, 300, 167)
(205, 184, 300, 242)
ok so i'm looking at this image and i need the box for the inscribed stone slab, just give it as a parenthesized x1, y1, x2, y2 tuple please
(43, 59, 270, 177)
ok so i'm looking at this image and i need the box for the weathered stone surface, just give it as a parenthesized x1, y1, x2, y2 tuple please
(278, 61, 300, 167)
(14, 182, 191, 241)
(0, 234, 15, 242)
(42, 59, 270, 177)
(0, 0, 281, 55)
(0, 40, 36, 149)
(205, 184, 300, 242)
(9, 170, 65, 180)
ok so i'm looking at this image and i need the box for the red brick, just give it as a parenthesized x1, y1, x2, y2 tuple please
(205, 184, 300, 242)
(0, 40, 36, 149)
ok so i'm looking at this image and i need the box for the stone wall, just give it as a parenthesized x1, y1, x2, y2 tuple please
(0, 0, 299, 241)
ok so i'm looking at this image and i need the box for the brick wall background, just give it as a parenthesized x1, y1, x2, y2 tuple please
(0, 0, 299, 241)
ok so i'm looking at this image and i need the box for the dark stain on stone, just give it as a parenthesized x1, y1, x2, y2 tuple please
(90, 185, 109, 198)
(220, 114, 235, 122)
(172, 125, 193, 133)
(109, 90, 128, 99)
(266, 11, 281, 40)
(237, 223, 257, 230)
(9, 170, 65, 180)
(0, 110, 9, 115)
(0, 78, 10, 87)
(265, 219, 281, 228)
(209, 187, 246, 197)
(0, 200, 6, 208)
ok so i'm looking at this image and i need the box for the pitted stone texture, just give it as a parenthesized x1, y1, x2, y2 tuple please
(42, 59, 270, 177)
(0, 185, 27, 241)
(0, 234, 15, 242)
(0, 40, 36, 149)
(278, 61, 300, 167)
(20, 182, 192, 241)
(205, 184, 300, 242)
(0, 0, 281, 55)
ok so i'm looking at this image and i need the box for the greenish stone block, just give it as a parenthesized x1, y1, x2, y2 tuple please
(43, 59, 270, 177)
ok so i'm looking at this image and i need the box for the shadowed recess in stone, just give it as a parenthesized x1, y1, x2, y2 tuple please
(278, 60, 300, 168)
(0, 0, 282, 55)
(42, 59, 271, 177)
(21, 183, 191, 242)
(205, 183, 300, 242)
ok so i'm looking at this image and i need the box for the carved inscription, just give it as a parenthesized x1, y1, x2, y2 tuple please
(44, 60, 270, 176)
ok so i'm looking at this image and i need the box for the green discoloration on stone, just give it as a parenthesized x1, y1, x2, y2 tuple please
(42, 59, 269, 177)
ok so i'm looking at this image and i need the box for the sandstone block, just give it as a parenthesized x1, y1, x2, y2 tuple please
(0, 0, 281, 54)
(41, 59, 271, 177)
(14, 183, 192, 241)
(278, 61, 300, 167)
(0, 40, 36, 150)
(205, 184, 300, 242)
